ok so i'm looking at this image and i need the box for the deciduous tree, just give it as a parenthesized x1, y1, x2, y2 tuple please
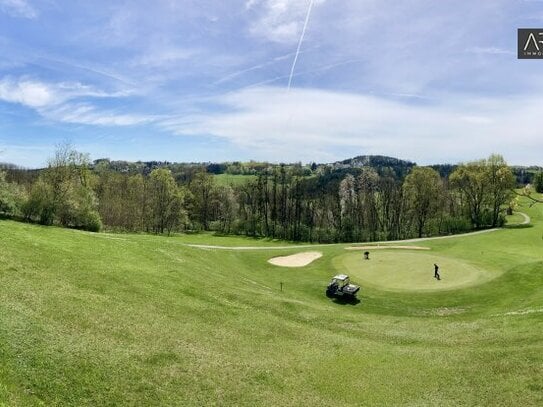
(403, 167, 442, 237)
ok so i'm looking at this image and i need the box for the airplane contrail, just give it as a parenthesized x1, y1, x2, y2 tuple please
(287, 0, 314, 91)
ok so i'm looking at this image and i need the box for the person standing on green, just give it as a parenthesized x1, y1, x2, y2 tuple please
(434, 263, 440, 280)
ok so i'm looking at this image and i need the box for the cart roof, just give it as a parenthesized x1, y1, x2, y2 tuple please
(332, 274, 349, 281)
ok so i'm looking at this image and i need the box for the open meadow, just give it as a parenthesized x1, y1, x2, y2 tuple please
(1, 200, 542, 406)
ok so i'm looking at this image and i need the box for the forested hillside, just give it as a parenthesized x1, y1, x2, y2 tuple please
(1, 147, 535, 242)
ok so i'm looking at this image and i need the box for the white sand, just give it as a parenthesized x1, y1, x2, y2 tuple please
(268, 251, 323, 267)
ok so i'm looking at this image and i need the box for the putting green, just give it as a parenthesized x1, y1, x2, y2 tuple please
(333, 251, 499, 292)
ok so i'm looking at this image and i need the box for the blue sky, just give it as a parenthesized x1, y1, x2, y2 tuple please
(1, 0, 543, 167)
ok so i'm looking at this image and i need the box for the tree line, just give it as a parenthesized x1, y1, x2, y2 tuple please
(0, 146, 525, 243)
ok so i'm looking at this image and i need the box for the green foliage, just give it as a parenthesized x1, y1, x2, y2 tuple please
(0, 196, 542, 405)
(23, 178, 55, 225)
(188, 171, 217, 230)
(450, 154, 514, 228)
(3, 151, 521, 242)
(76, 209, 102, 232)
(0, 171, 25, 216)
(148, 168, 188, 234)
(95, 171, 147, 231)
(22, 144, 102, 232)
(440, 216, 473, 234)
(535, 172, 543, 193)
(403, 167, 443, 237)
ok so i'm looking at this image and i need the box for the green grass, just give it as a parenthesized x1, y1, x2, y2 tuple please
(169, 231, 305, 247)
(213, 173, 256, 187)
(505, 212, 527, 226)
(335, 250, 499, 292)
(1, 199, 543, 405)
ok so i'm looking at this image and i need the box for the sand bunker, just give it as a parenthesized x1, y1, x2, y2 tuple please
(346, 245, 430, 251)
(268, 251, 323, 267)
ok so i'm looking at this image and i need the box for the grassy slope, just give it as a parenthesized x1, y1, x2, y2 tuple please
(0, 203, 542, 406)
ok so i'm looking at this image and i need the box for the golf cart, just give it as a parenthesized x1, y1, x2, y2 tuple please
(326, 274, 360, 299)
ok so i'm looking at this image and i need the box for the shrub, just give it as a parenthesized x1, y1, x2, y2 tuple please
(76, 210, 102, 232)
(440, 216, 472, 234)
(535, 172, 543, 193)
(0, 171, 26, 216)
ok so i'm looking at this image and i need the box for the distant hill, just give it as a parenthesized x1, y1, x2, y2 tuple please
(510, 166, 543, 185)
(329, 155, 416, 179)
(87, 155, 419, 182)
(333, 155, 416, 168)
(5, 155, 538, 185)
(0, 162, 22, 170)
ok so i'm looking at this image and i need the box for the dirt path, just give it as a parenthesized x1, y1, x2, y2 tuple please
(345, 245, 430, 251)
(516, 211, 531, 225)
(185, 228, 500, 251)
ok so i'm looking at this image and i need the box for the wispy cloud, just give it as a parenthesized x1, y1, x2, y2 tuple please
(2, 0, 543, 167)
(213, 52, 294, 85)
(130, 46, 197, 69)
(247, 0, 326, 43)
(466, 46, 515, 56)
(44, 103, 155, 126)
(0, 77, 130, 107)
(160, 86, 543, 164)
(0, 76, 151, 126)
(234, 58, 362, 90)
(0, 0, 37, 18)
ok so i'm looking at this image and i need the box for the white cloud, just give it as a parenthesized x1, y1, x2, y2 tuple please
(466, 47, 514, 56)
(160, 86, 543, 164)
(0, 77, 129, 108)
(131, 46, 196, 69)
(0, 0, 37, 18)
(2, 0, 543, 166)
(245, 0, 258, 9)
(0, 79, 56, 107)
(248, 0, 326, 43)
(44, 103, 155, 126)
(213, 52, 295, 85)
(0, 77, 151, 127)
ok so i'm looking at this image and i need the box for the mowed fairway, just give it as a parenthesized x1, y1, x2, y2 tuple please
(1, 201, 543, 406)
(336, 251, 498, 292)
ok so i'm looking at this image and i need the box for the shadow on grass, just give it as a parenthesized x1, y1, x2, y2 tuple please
(0, 214, 35, 223)
(331, 297, 361, 306)
(0, 213, 18, 221)
(504, 224, 533, 229)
